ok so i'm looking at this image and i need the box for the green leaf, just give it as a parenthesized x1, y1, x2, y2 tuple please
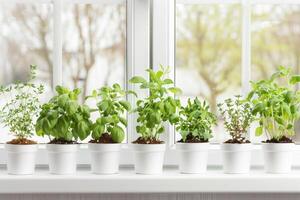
(255, 126, 263, 137)
(168, 87, 182, 94)
(111, 126, 125, 143)
(119, 116, 128, 127)
(290, 75, 300, 84)
(163, 79, 173, 84)
(129, 76, 147, 84)
(119, 100, 131, 111)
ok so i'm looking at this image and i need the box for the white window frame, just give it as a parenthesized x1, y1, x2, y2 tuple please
(1, 0, 300, 167)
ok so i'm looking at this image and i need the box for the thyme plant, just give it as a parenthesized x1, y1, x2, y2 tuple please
(218, 95, 254, 143)
(0, 65, 44, 144)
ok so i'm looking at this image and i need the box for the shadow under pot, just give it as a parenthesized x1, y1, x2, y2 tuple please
(131, 143, 166, 175)
(5, 144, 37, 175)
(176, 142, 209, 174)
(88, 143, 121, 174)
(262, 143, 295, 174)
(47, 144, 78, 174)
(221, 143, 252, 174)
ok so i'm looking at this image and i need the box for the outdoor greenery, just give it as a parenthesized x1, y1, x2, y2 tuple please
(176, 98, 216, 142)
(0, 65, 44, 142)
(247, 66, 300, 141)
(86, 84, 134, 143)
(36, 86, 92, 142)
(218, 95, 254, 143)
(129, 66, 181, 142)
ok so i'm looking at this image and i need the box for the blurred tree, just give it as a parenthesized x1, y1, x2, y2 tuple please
(176, 5, 241, 113)
(252, 5, 300, 81)
(0, 4, 126, 102)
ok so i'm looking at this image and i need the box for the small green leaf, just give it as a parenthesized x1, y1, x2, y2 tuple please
(129, 76, 147, 84)
(290, 75, 300, 84)
(255, 126, 263, 137)
(168, 87, 182, 94)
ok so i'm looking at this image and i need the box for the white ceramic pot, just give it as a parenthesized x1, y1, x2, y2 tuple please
(176, 143, 209, 174)
(131, 143, 166, 174)
(88, 143, 121, 174)
(47, 144, 78, 174)
(262, 143, 294, 174)
(5, 144, 37, 175)
(221, 143, 252, 174)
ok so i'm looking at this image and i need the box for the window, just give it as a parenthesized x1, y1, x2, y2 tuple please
(176, 3, 242, 142)
(0, 0, 127, 143)
(0, 3, 53, 143)
(175, 0, 300, 143)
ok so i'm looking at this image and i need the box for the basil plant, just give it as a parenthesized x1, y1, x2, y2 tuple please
(176, 98, 216, 143)
(129, 66, 182, 144)
(247, 66, 300, 142)
(86, 84, 133, 143)
(36, 86, 92, 143)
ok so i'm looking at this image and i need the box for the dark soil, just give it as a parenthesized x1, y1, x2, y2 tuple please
(7, 138, 37, 145)
(132, 137, 164, 144)
(89, 133, 116, 144)
(264, 136, 293, 143)
(178, 133, 208, 143)
(224, 138, 250, 144)
(48, 138, 78, 144)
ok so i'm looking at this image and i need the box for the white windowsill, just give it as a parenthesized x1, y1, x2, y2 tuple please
(1, 166, 300, 193)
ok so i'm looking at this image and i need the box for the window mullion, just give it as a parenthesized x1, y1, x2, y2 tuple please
(126, 0, 151, 144)
(151, 0, 175, 147)
(241, 0, 251, 139)
(53, 0, 63, 88)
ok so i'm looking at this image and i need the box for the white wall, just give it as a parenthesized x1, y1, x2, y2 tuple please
(1, 194, 300, 200)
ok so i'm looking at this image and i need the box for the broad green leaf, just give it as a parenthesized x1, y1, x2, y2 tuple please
(255, 126, 263, 136)
(129, 76, 147, 84)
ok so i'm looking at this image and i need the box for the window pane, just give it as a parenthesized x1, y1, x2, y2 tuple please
(251, 5, 300, 142)
(176, 4, 241, 142)
(62, 3, 126, 102)
(62, 3, 127, 143)
(0, 4, 53, 143)
(252, 5, 300, 81)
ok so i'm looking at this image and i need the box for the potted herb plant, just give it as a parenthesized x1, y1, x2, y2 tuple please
(218, 95, 254, 174)
(247, 66, 300, 173)
(36, 86, 91, 174)
(129, 66, 181, 174)
(176, 98, 216, 174)
(0, 65, 44, 175)
(86, 84, 132, 174)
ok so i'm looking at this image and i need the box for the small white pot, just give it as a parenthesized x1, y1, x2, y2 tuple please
(131, 143, 166, 174)
(262, 143, 294, 174)
(176, 143, 209, 174)
(47, 144, 78, 175)
(5, 144, 37, 175)
(221, 143, 252, 174)
(88, 143, 121, 174)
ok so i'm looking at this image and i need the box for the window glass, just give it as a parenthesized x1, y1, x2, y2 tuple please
(251, 5, 300, 142)
(62, 3, 127, 142)
(0, 4, 53, 143)
(176, 4, 242, 142)
(62, 3, 126, 102)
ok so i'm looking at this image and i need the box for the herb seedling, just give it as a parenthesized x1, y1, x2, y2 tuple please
(86, 84, 134, 143)
(0, 65, 44, 144)
(176, 98, 216, 143)
(36, 86, 92, 143)
(129, 66, 182, 144)
(218, 95, 254, 143)
(247, 66, 300, 142)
